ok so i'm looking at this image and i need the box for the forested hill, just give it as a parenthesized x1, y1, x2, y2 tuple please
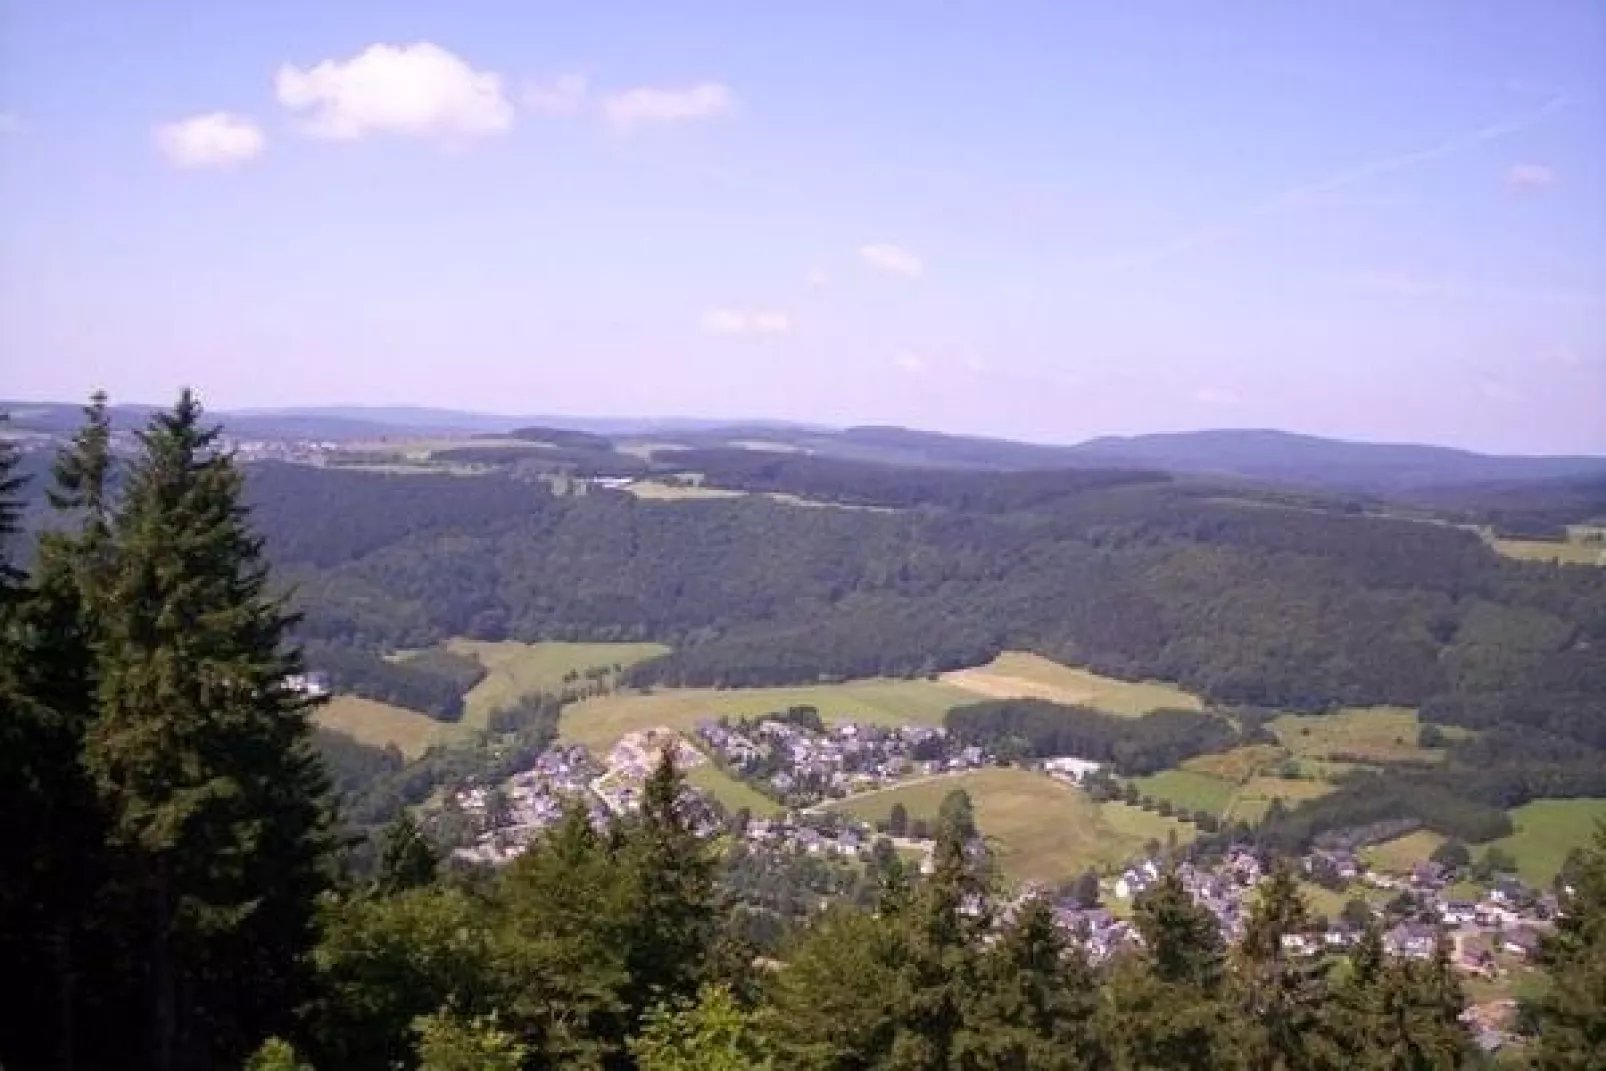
(247, 458, 1606, 737)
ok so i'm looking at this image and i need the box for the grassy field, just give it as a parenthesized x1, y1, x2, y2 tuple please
(1182, 744, 1288, 783)
(1131, 769, 1237, 815)
(1362, 829, 1447, 875)
(1271, 707, 1444, 765)
(624, 481, 746, 501)
(450, 640, 671, 729)
(687, 764, 784, 817)
(559, 679, 975, 754)
(1487, 798, 1606, 886)
(940, 651, 1204, 717)
(315, 695, 445, 758)
(827, 768, 1194, 885)
(1224, 776, 1336, 824)
(1487, 527, 1606, 566)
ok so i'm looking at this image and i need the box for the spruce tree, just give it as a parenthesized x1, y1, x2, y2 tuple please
(374, 812, 439, 896)
(1, 394, 124, 1071)
(1229, 860, 1328, 1071)
(1530, 822, 1606, 1070)
(953, 895, 1104, 1069)
(86, 391, 331, 1069)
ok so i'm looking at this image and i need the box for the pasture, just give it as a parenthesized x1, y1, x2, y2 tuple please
(315, 695, 445, 759)
(941, 651, 1204, 717)
(624, 481, 746, 501)
(1130, 769, 1236, 816)
(1270, 707, 1444, 765)
(1487, 527, 1606, 567)
(1486, 798, 1606, 887)
(827, 768, 1195, 885)
(450, 639, 671, 729)
(1362, 829, 1447, 876)
(1181, 744, 1288, 783)
(1223, 776, 1336, 824)
(687, 765, 784, 817)
(559, 678, 974, 754)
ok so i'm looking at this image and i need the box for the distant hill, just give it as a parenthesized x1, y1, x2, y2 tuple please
(1064, 428, 1606, 493)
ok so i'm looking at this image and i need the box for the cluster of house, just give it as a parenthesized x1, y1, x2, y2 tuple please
(694, 717, 984, 806)
(589, 728, 708, 814)
(450, 745, 605, 865)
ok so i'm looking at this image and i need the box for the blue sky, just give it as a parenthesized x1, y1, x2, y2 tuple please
(2, 0, 1602, 452)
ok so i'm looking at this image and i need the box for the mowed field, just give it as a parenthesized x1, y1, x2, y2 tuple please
(559, 678, 975, 754)
(941, 651, 1204, 717)
(1223, 776, 1336, 824)
(1487, 799, 1606, 886)
(1270, 707, 1445, 764)
(315, 695, 445, 759)
(1131, 769, 1237, 815)
(1362, 829, 1447, 875)
(1487, 526, 1606, 567)
(828, 768, 1195, 885)
(449, 639, 671, 729)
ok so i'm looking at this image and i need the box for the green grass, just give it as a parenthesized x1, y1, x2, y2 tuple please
(1223, 776, 1337, 824)
(559, 679, 975, 754)
(1131, 769, 1236, 816)
(450, 640, 671, 729)
(940, 651, 1204, 717)
(1270, 707, 1445, 765)
(1181, 745, 1289, 783)
(1296, 881, 1351, 921)
(687, 765, 784, 817)
(624, 481, 747, 501)
(826, 768, 1194, 886)
(1361, 829, 1447, 875)
(1486, 798, 1606, 886)
(315, 694, 446, 758)
(1487, 527, 1606, 567)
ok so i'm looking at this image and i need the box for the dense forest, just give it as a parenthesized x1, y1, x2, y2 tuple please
(5, 397, 1606, 1069)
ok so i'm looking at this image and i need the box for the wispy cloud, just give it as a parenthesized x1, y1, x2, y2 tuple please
(701, 309, 792, 335)
(861, 243, 925, 279)
(1353, 270, 1606, 308)
(893, 352, 928, 374)
(1506, 162, 1557, 188)
(524, 74, 588, 117)
(1099, 95, 1567, 274)
(806, 268, 831, 289)
(154, 112, 266, 168)
(603, 83, 733, 131)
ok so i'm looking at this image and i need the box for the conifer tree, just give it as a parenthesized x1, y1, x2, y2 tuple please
(374, 812, 439, 896)
(86, 391, 331, 1069)
(1530, 822, 1606, 1070)
(953, 895, 1104, 1069)
(1229, 860, 1328, 1070)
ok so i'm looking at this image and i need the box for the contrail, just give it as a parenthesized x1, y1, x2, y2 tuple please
(1097, 95, 1568, 274)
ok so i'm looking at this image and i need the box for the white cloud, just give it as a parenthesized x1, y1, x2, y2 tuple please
(1507, 162, 1557, 188)
(701, 309, 792, 335)
(1193, 386, 1240, 406)
(154, 112, 266, 168)
(525, 74, 588, 117)
(0, 112, 25, 135)
(602, 83, 733, 130)
(276, 43, 514, 142)
(894, 352, 928, 374)
(806, 268, 831, 289)
(962, 356, 991, 373)
(860, 243, 924, 279)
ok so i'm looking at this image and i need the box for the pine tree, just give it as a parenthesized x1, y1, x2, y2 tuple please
(620, 746, 717, 1016)
(1229, 860, 1328, 1070)
(1530, 822, 1606, 1070)
(374, 812, 439, 896)
(953, 895, 1104, 1069)
(86, 391, 332, 1069)
(1, 394, 124, 1071)
(1132, 864, 1224, 989)
(762, 906, 904, 1069)
(631, 984, 776, 1071)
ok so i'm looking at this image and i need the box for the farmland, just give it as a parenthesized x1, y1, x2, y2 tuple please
(1486, 798, 1606, 887)
(558, 678, 974, 754)
(1362, 829, 1448, 875)
(940, 651, 1204, 717)
(1223, 776, 1336, 824)
(315, 695, 445, 759)
(1130, 769, 1237, 815)
(687, 764, 785, 817)
(1182, 744, 1287, 783)
(1486, 525, 1606, 566)
(449, 639, 671, 729)
(827, 767, 1195, 885)
(1270, 706, 1445, 765)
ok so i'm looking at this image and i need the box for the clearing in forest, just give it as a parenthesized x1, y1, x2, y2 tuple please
(1487, 798, 1606, 887)
(315, 695, 445, 759)
(450, 639, 672, 729)
(559, 678, 974, 754)
(1270, 707, 1446, 765)
(827, 767, 1195, 885)
(940, 651, 1204, 717)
